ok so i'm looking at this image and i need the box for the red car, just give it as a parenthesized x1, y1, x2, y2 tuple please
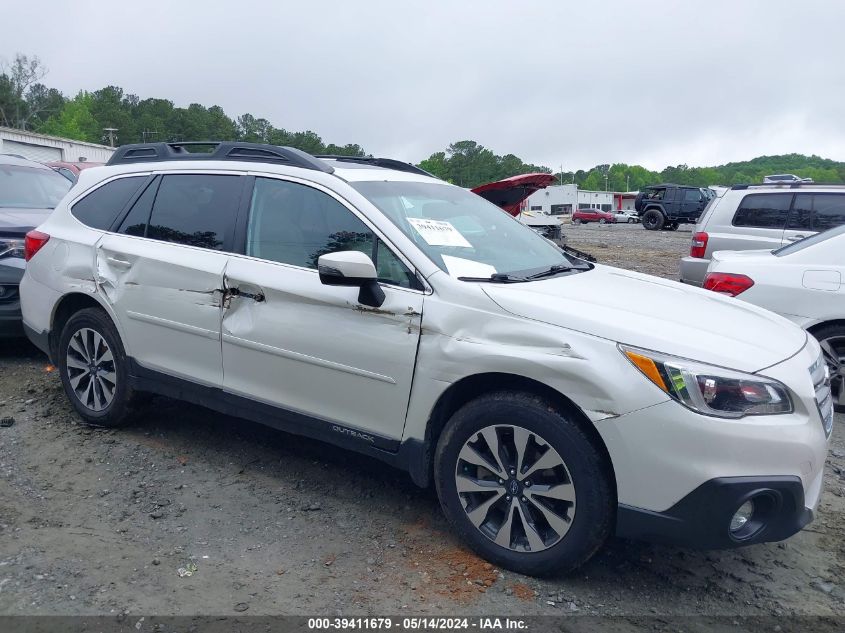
(572, 208, 616, 224)
(44, 161, 104, 183)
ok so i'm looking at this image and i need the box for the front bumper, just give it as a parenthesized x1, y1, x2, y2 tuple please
(679, 255, 709, 286)
(616, 476, 813, 549)
(0, 258, 25, 337)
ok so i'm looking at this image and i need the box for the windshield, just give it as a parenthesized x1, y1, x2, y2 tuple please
(0, 164, 72, 209)
(774, 224, 845, 256)
(352, 181, 579, 278)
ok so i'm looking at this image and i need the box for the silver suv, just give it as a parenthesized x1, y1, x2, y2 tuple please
(680, 183, 845, 286)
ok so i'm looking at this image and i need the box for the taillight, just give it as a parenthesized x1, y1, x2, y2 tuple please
(703, 272, 754, 297)
(690, 232, 708, 258)
(24, 230, 50, 262)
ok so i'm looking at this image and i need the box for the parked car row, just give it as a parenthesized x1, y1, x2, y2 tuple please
(10, 141, 832, 577)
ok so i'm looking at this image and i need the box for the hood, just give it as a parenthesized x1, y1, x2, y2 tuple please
(482, 265, 807, 373)
(471, 173, 557, 216)
(0, 207, 52, 235)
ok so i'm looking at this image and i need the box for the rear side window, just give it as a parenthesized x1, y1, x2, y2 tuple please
(71, 176, 146, 230)
(145, 174, 242, 250)
(732, 193, 792, 229)
(662, 188, 675, 202)
(683, 189, 701, 202)
(810, 194, 845, 231)
(117, 178, 160, 236)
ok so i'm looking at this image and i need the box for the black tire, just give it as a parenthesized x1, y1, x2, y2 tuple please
(58, 307, 143, 427)
(572, 218, 582, 225)
(598, 218, 607, 225)
(812, 324, 845, 412)
(434, 391, 614, 576)
(642, 209, 664, 231)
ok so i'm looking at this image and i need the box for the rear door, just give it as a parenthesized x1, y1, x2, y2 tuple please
(786, 193, 845, 244)
(95, 172, 245, 386)
(678, 188, 706, 221)
(709, 192, 793, 254)
(221, 176, 424, 441)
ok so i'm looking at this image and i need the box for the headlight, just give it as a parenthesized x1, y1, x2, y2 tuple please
(620, 344, 793, 418)
(0, 238, 25, 259)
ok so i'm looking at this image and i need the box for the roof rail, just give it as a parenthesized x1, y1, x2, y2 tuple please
(315, 155, 435, 178)
(105, 142, 334, 173)
(731, 182, 845, 190)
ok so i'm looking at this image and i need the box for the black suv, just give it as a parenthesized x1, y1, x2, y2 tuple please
(635, 184, 711, 231)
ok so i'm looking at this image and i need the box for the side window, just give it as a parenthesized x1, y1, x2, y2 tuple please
(811, 193, 845, 232)
(787, 194, 813, 231)
(146, 174, 241, 250)
(246, 178, 419, 288)
(662, 188, 675, 202)
(683, 189, 701, 202)
(732, 193, 792, 229)
(117, 178, 159, 236)
(71, 176, 147, 230)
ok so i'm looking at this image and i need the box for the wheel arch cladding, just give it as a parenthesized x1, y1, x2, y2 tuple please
(809, 319, 845, 336)
(417, 372, 616, 494)
(50, 293, 110, 362)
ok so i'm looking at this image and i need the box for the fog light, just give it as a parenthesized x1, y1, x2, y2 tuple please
(730, 500, 755, 532)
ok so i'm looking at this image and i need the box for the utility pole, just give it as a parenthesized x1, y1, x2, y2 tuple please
(559, 164, 564, 186)
(626, 174, 630, 191)
(142, 129, 158, 143)
(604, 172, 609, 192)
(103, 127, 118, 147)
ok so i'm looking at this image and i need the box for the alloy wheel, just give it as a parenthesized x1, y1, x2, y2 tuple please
(820, 335, 845, 407)
(455, 424, 576, 553)
(66, 327, 117, 412)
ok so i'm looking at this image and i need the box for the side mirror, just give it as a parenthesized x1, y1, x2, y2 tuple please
(318, 251, 385, 308)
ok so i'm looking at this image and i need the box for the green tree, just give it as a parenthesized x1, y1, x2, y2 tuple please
(40, 92, 99, 142)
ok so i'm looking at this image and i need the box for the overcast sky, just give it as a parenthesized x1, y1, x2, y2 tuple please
(3, 1, 844, 171)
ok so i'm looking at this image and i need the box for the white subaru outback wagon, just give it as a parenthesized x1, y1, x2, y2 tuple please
(20, 142, 832, 576)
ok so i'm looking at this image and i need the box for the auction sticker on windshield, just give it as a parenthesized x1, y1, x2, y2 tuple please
(407, 218, 472, 247)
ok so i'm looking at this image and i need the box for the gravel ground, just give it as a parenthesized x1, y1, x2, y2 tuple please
(1, 223, 843, 622)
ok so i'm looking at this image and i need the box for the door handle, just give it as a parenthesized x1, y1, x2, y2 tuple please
(224, 287, 265, 304)
(786, 235, 806, 242)
(105, 256, 132, 269)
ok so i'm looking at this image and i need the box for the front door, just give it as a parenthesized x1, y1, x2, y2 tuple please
(221, 176, 424, 440)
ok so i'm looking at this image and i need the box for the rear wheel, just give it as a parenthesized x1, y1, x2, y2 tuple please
(572, 218, 582, 225)
(627, 218, 636, 224)
(434, 391, 614, 576)
(598, 219, 607, 225)
(58, 308, 142, 427)
(813, 324, 845, 412)
(642, 209, 664, 230)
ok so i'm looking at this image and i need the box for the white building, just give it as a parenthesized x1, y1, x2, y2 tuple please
(525, 185, 616, 216)
(0, 126, 115, 163)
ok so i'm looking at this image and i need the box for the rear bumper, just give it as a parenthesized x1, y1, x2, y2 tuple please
(679, 255, 709, 286)
(616, 476, 813, 549)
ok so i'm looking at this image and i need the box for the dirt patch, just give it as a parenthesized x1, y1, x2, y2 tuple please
(510, 582, 535, 602)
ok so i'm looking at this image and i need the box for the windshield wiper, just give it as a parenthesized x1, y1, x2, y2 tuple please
(525, 264, 589, 280)
(457, 273, 528, 283)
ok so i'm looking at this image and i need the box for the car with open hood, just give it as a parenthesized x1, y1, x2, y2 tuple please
(20, 142, 831, 576)
(471, 173, 563, 240)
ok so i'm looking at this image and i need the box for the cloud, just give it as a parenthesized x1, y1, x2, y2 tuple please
(3, 0, 843, 170)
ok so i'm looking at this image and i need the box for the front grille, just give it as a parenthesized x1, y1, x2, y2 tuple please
(811, 354, 834, 438)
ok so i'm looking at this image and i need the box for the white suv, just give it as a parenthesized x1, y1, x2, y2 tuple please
(680, 183, 845, 286)
(20, 142, 831, 576)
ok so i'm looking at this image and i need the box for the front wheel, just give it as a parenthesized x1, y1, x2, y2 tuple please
(814, 324, 845, 412)
(58, 307, 142, 427)
(598, 219, 607, 225)
(572, 218, 582, 225)
(434, 392, 614, 576)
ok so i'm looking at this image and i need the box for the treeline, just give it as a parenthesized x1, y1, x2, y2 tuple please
(3, 53, 845, 189)
(0, 54, 365, 156)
